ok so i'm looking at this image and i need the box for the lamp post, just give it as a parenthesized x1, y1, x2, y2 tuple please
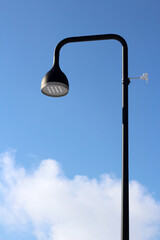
(41, 34, 129, 240)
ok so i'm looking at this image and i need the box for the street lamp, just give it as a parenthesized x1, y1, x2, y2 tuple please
(41, 34, 129, 240)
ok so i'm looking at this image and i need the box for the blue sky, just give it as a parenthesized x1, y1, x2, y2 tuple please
(0, 0, 160, 239)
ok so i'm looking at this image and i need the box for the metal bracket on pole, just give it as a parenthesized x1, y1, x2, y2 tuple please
(129, 73, 148, 83)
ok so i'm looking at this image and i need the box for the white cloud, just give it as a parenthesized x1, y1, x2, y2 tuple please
(0, 151, 160, 240)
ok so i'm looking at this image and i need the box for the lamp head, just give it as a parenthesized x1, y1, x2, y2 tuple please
(41, 64, 69, 97)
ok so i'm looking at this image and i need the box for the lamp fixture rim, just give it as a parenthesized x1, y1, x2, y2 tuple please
(41, 82, 69, 97)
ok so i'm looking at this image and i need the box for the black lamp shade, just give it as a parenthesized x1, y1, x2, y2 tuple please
(41, 64, 69, 97)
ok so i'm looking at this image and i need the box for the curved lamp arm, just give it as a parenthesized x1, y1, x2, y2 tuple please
(54, 34, 128, 84)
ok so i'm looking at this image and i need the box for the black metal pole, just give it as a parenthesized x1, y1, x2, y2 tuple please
(122, 41, 129, 240)
(54, 34, 129, 240)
